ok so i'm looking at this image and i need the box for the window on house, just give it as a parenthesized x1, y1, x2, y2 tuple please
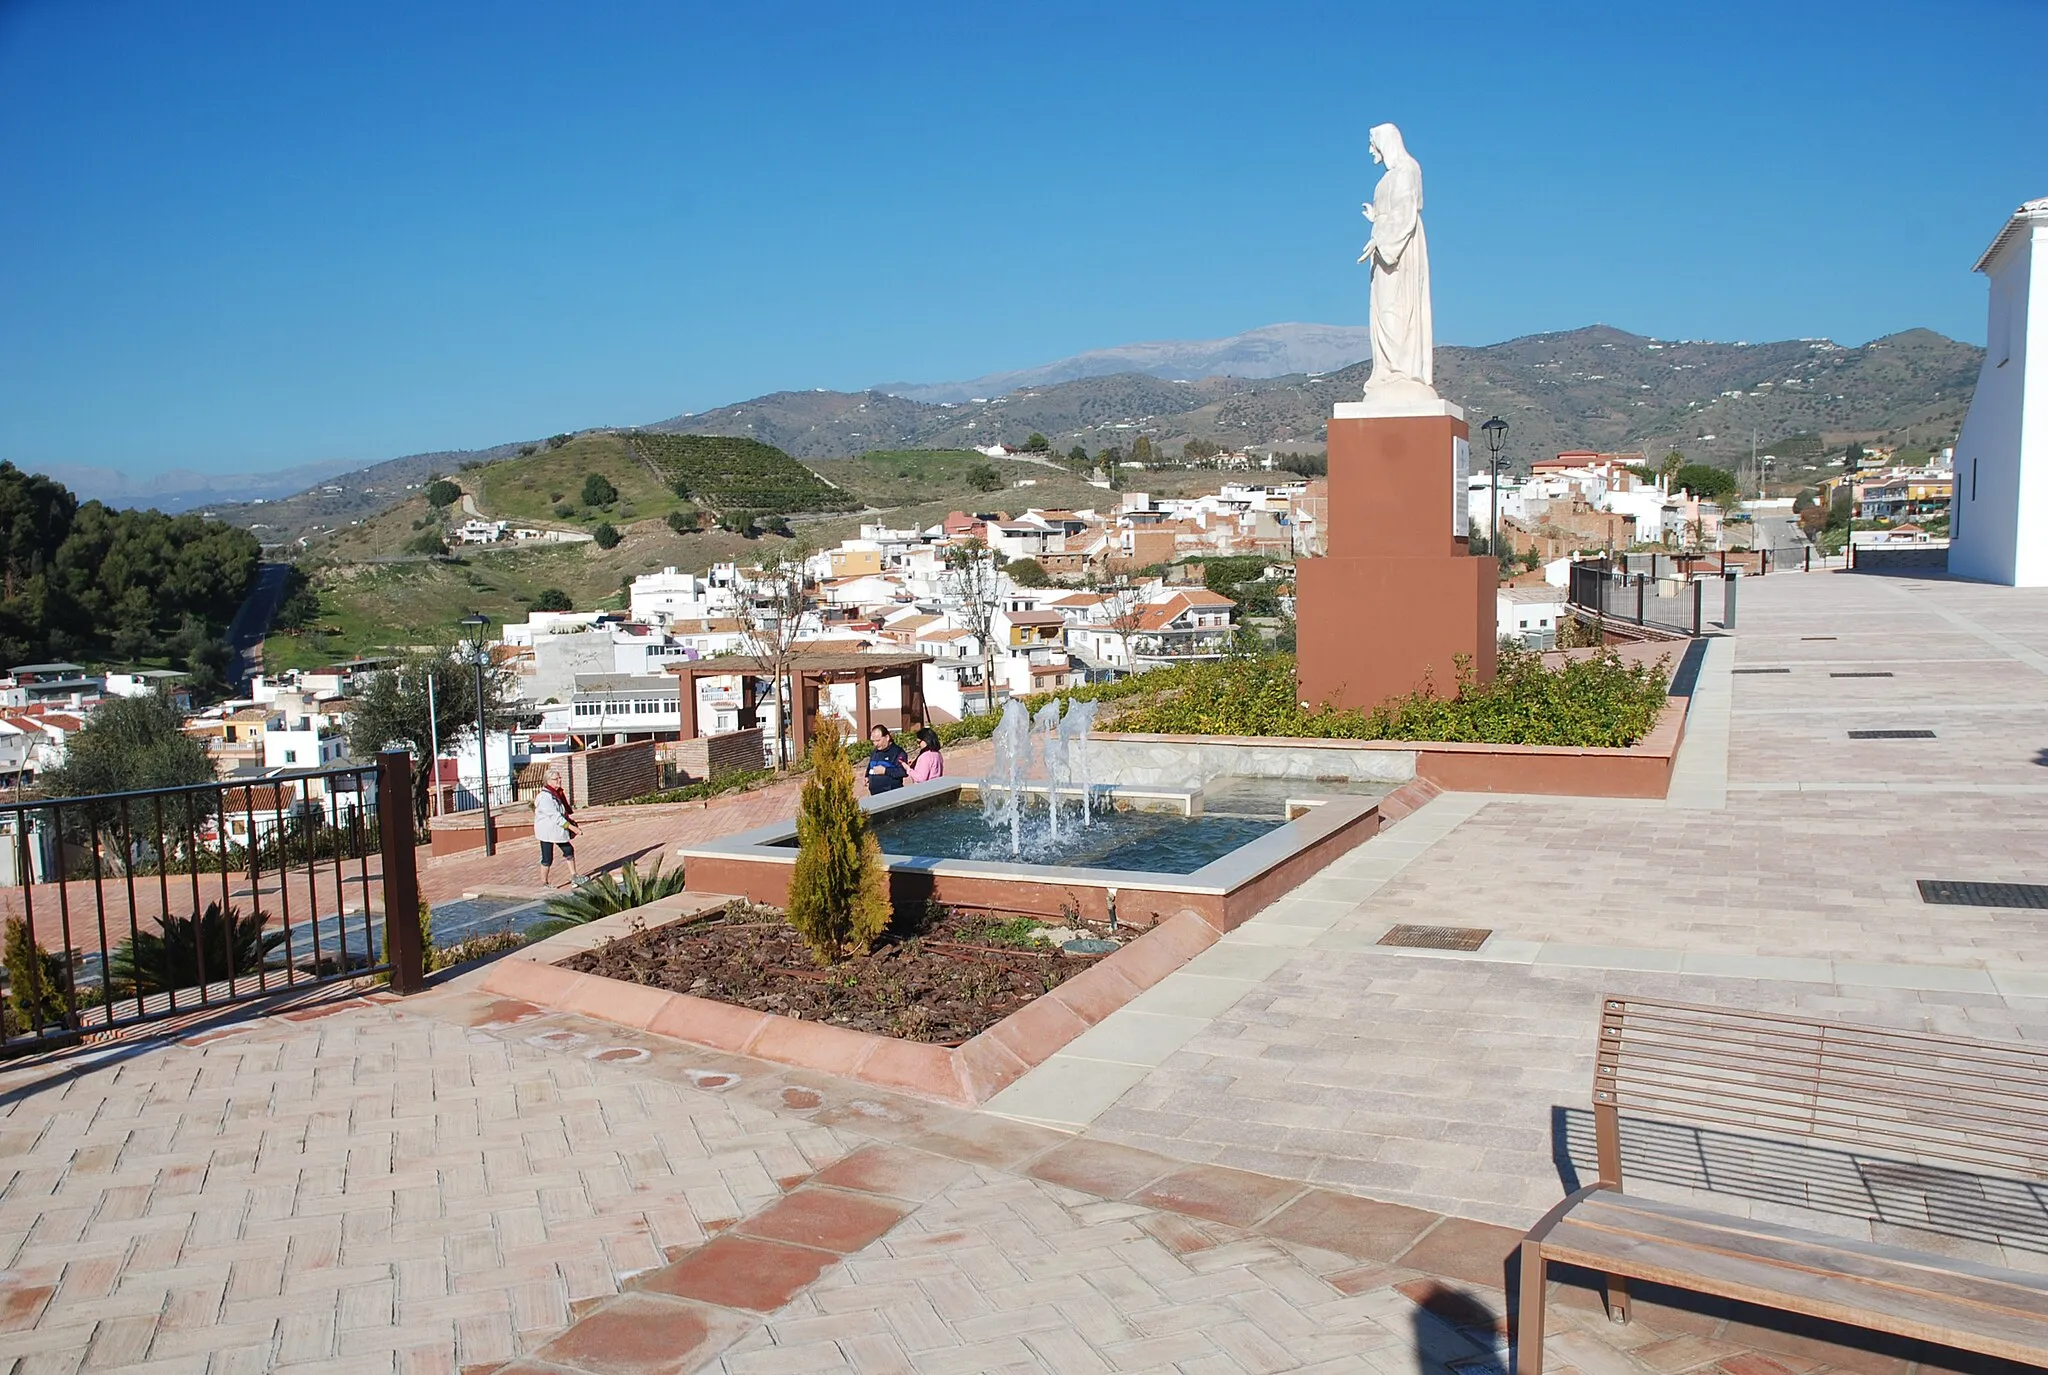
(284, 750, 297, 763)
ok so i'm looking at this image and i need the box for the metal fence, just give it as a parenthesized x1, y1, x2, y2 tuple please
(0, 750, 423, 1055)
(1567, 561, 1706, 637)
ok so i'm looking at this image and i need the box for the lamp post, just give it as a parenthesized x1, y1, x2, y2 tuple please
(458, 613, 495, 857)
(1481, 416, 1509, 572)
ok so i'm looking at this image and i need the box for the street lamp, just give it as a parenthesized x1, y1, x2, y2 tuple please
(458, 613, 495, 857)
(1480, 416, 1509, 569)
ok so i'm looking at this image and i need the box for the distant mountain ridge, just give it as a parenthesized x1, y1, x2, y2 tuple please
(48, 324, 1980, 539)
(648, 324, 1980, 470)
(875, 323, 1375, 403)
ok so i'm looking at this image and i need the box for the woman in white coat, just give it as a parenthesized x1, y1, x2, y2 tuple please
(533, 777, 580, 886)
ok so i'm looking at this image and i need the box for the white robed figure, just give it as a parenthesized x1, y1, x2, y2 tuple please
(1357, 122, 1433, 397)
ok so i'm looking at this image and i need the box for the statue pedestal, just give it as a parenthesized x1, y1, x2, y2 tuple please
(1295, 409, 1497, 712)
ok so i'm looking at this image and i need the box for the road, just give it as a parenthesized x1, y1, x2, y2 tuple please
(1751, 513, 1807, 553)
(227, 560, 291, 689)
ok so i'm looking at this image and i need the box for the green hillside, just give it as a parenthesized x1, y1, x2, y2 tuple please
(626, 433, 859, 515)
(472, 432, 687, 528)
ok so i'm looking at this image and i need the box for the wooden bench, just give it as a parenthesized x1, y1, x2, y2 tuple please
(1517, 995, 2048, 1375)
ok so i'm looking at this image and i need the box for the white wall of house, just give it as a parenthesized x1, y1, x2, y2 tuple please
(1951, 198, 2048, 586)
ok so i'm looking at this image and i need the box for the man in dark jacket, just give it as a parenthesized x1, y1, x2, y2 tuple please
(865, 725, 908, 794)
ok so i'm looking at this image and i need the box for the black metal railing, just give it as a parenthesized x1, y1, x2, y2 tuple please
(0, 750, 423, 1054)
(1567, 561, 1706, 637)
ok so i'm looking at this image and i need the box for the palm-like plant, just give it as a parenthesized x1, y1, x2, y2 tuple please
(109, 902, 287, 996)
(524, 858, 688, 941)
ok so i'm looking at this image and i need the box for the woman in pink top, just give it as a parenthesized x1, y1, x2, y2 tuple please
(906, 735, 944, 783)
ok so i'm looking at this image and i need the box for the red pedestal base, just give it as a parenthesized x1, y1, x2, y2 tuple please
(1294, 411, 1497, 712)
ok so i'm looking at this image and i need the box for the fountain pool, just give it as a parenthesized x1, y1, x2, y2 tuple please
(684, 774, 1393, 931)
(781, 795, 1283, 875)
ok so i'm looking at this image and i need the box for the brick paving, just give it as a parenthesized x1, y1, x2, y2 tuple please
(4, 577, 2046, 1373)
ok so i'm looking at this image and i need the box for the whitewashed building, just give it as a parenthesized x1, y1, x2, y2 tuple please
(1950, 197, 2048, 585)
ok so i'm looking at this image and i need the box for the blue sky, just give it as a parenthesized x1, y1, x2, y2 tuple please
(3, 0, 2045, 474)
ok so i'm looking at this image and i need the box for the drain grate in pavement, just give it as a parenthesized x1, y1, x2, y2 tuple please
(1802, 636, 1838, 641)
(1847, 729, 1936, 739)
(1831, 671, 1894, 678)
(1378, 924, 1492, 951)
(1734, 668, 1790, 674)
(1918, 879, 2048, 910)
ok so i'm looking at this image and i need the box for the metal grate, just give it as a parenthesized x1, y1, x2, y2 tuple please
(1831, 671, 1894, 678)
(1801, 636, 1837, 641)
(1734, 668, 1790, 674)
(1378, 924, 1492, 951)
(1919, 879, 2048, 910)
(1847, 729, 1935, 739)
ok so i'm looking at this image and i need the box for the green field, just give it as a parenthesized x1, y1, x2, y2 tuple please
(816, 449, 1121, 512)
(472, 433, 687, 528)
(627, 433, 858, 515)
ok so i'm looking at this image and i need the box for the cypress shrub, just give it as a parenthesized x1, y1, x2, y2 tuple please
(3, 918, 69, 1034)
(786, 721, 891, 963)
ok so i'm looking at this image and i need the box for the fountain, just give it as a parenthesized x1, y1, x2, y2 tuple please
(1034, 700, 1067, 843)
(1061, 699, 1098, 824)
(983, 698, 1033, 857)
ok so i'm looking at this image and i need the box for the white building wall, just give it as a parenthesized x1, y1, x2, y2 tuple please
(1951, 202, 2048, 586)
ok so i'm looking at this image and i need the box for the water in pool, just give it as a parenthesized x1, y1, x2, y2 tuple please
(846, 799, 1285, 874)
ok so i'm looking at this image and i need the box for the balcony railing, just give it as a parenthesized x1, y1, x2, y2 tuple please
(0, 751, 424, 1055)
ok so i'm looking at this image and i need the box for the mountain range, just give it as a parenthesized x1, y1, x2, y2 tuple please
(873, 323, 1376, 403)
(41, 323, 1981, 531)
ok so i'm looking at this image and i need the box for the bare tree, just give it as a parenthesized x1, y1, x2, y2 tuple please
(943, 538, 1004, 715)
(735, 545, 817, 769)
(1097, 576, 1151, 673)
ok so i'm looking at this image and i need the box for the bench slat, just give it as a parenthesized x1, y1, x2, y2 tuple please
(1566, 1192, 2048, 1320)
(1539, 1220, 2048, 1365)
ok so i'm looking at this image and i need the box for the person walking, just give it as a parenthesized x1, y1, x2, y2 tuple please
(865, 725, 907, 795)
(533, 775, 580, 886)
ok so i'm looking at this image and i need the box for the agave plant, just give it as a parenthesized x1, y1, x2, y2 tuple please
(524, 858, 688, 941)
(108, 902, 288, 996)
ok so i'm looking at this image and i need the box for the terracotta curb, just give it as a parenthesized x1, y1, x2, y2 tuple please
(479, 897, 1228, 1107)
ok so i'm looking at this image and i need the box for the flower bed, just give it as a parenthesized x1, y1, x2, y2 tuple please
(557, 900, 1105, 1044)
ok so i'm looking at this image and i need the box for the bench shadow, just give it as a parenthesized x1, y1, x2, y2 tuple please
(1548, 1105, 2048, 1257)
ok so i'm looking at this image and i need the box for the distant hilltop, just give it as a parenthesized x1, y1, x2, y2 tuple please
(873, 323, 1376, 404)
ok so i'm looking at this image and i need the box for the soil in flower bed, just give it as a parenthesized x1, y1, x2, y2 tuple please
(557, 901, 1116, 1043)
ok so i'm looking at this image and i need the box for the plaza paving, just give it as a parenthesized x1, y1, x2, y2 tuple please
(4, 570, 2048, 1374)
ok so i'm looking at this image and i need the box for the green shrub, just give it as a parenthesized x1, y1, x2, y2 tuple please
(1101, 649, 1669, 748)
(109, 902, 285, 995)
(524, 859, 689, 941)
(592, 522, 622, 549)
(406, 530, 446, 557)
(785, 722, 890, 963)
(532, 587, 572, 612)
(430, 929, 527, 971)
(4, 918, 69, 1033)
(425, 479, 462, 509)
(621, 768, 775, 805)
(665, 509, 698, 534)
(581, 473, 618, 506)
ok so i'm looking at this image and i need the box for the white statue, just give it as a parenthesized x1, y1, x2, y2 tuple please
(1357, 122, 1434, 401)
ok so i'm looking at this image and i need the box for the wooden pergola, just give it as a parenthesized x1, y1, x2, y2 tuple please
(663, 652, 929, 755)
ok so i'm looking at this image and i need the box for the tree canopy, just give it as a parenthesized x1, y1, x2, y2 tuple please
(425, 480, 462, 509)
(1671, 463, 1739, 505)
(580, 473, 618, 507)
(347, 647, 515, 822)
(0, 462, 259, 680)
(39, 693, 216, 801)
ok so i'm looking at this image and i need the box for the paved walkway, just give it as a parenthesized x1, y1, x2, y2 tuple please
(5, 573, 2047, 1373)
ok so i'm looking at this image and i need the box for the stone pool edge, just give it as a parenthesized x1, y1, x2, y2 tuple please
(677, 777, 1391, 930)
